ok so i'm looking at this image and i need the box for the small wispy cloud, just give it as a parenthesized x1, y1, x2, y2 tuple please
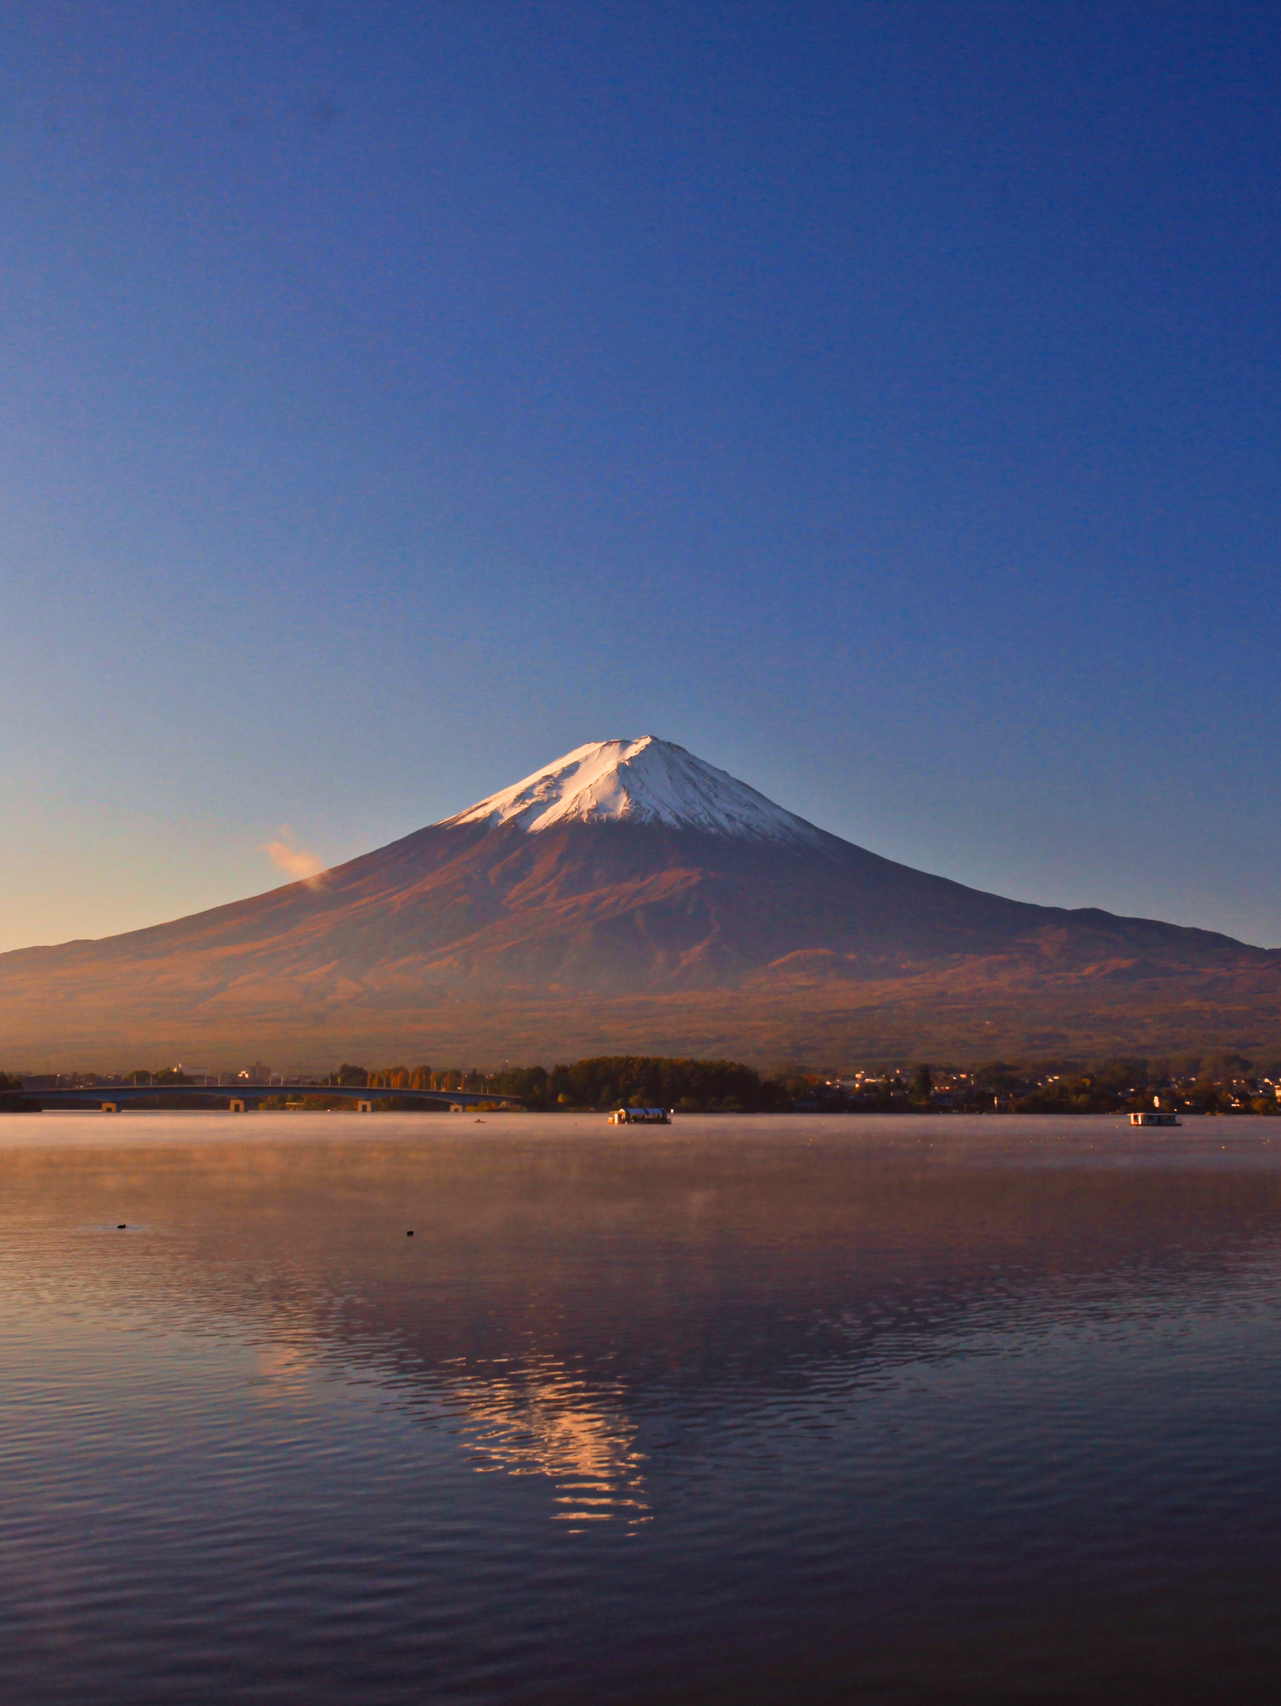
(263, 838, 325, 883)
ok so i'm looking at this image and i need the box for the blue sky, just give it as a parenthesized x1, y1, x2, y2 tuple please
(2, 1, 1280, 951)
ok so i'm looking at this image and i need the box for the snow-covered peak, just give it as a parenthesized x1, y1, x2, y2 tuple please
(443, 737, 826, 844)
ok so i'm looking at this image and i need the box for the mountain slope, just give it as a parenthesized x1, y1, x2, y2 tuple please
(1, 737, 1278, 1066)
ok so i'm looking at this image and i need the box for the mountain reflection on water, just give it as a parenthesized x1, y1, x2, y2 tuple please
(3, 1114, 1281, 1704)
(449, 1357, 648, 1527)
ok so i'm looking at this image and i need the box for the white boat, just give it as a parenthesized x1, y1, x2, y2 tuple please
(608, 1107, 671, 1125)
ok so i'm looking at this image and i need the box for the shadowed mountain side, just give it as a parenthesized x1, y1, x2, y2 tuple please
(1, 814, 1279, 1066)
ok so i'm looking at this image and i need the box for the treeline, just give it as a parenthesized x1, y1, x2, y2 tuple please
(9, 1052, 1281, 1115)
(305, 1051, 1281, 1114)
(969, 1053, 1281, 1115)
(823, 1053, 1281, 1115)
(336, 1056, 782, 1111)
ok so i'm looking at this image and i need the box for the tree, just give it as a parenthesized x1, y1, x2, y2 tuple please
(973, 1061, 1020, 1094)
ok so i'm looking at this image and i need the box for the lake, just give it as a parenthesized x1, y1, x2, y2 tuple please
(2, 1112, 1280, 1704)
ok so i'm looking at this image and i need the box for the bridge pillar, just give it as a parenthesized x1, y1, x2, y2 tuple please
(101, 1102, 118, 1113)
(229, 1098, 245, 1113)
(357, 1099, 374, 1113)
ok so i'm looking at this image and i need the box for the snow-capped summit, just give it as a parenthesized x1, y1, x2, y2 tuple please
(442, 736, 826, 844)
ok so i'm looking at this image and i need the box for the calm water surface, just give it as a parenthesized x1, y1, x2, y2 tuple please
(2, 1112, 1280, 1704)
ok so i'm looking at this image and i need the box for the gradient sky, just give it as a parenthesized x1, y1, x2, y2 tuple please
(3, 1, 1280, 953)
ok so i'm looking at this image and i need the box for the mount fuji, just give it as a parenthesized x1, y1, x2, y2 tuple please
(2, 736, 1279, 1067)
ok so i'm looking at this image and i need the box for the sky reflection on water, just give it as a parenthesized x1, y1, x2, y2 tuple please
(2, 1113, 1281, 1703)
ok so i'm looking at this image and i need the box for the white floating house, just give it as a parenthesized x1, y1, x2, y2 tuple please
(608, 1107, 671, 1125)
(1130, 1097, 1181, 1128)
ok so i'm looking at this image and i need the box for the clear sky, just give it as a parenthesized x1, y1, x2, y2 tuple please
(2, 1, 1279, 953)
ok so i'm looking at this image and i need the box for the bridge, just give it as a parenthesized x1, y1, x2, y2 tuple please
(0, 1084, 523, 1113)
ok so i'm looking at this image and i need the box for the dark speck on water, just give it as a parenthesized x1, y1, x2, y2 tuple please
(3, 1112, 1281, 1705)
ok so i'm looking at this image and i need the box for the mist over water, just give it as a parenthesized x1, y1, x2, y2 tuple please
(3, 1113, 1281, 1703)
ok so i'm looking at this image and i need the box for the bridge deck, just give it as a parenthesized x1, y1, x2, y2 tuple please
(0, 1084, 521, 1110)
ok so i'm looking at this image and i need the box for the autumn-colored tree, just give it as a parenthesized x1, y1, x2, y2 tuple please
(911, 1063, 933, 1106)
(409, 1065, 432, 1090)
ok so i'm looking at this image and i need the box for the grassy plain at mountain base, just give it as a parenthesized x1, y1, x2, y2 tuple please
(3, 958, 1279, 1074)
